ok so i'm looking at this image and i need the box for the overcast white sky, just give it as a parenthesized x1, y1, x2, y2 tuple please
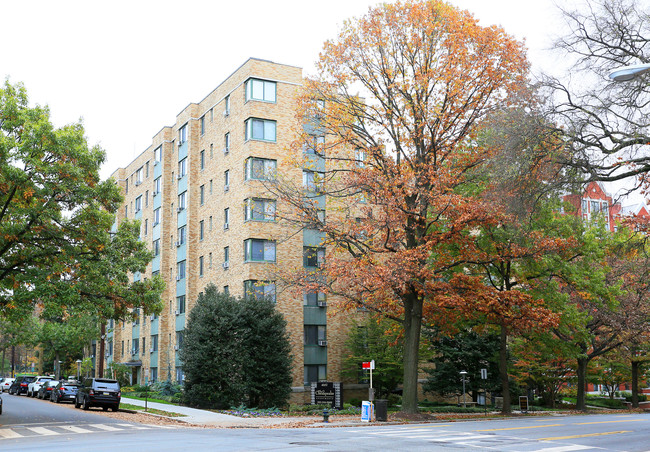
(2, 0, 577, 179)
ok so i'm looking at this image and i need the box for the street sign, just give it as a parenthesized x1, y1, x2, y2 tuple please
(362, 360, 375, 370)
(480, 368, 488, 380)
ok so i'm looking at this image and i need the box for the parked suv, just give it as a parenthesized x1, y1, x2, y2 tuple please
(75, 378, 121, 411)
(8, 376, 36, 395)
(28, 376, 53, 397)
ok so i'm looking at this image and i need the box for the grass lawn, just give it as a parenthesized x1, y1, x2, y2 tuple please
(120, 402, 186, 417)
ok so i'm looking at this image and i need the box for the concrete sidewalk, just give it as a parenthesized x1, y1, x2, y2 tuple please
(121, 396, 351, 428)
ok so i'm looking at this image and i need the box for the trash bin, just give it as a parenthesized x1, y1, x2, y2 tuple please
(375, 399, 388, 422)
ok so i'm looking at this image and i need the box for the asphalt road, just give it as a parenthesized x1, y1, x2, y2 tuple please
(2, 393, 650, 452)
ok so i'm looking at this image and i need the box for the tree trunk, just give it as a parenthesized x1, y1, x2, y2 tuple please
(499, 324, 510, 413)
(55, 350, 61, 380)
(631, 360, 639, 408)
(11, 345, 15, 377)
(401, 294, 423, 414)
(1, 349, 5, 377)
(98, 322, 106, 378)
(576, 356, 588, 411)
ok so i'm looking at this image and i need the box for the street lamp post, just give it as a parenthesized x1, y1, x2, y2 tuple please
(460, 370, 468, 408)
(76, 359, 82, 382)
(608, 63, 650, 82)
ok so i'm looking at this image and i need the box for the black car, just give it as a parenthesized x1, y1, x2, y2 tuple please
(8, 376, 36, 395)
(38, 380, 58, 400)
(75, 378, 121, 411)
(50, 381, 80, 403)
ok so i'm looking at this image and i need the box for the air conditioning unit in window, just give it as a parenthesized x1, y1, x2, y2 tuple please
(149, 348, 154, 353)
(154, 160, 159, 166)
(174, 345, 179, 351)
(317, 301, 327, 307)
(222, 262, 229, 269)
(223, 223, 229, 230)
(175, 240, 181, 247)
(178, 140, 182, 147)
(150, 315, 155, 321)
(223, 147, 229, 155)
(223, 110, 229, 118)
(132, 322, 137, 326)
(175, 275, 181, 281)
(135, 181, 141, 186)
(131, 349, 137, 355)
(153, 191, 158, 196)
(177, 207, 184, 213)
(175, 310, 180, 316)
(224, 185, 230, 192)
(318, 340, 328, 347)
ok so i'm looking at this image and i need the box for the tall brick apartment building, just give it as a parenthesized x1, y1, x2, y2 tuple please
(101, 58, 356, 401)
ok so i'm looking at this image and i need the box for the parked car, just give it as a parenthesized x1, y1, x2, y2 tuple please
(75, 378, 121, 411)
(50, 381, 81, 404)
(8, 376, 36, 395)
(0, 378, 15, 393)
(0, 393, 3, 414)
(38, 380, 58, 400)
(27, 376, 53, 397)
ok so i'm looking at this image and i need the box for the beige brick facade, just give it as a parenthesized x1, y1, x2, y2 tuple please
(102, 59, 357, 399)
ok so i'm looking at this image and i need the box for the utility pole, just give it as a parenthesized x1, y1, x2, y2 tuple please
(98, 322, 106, 377)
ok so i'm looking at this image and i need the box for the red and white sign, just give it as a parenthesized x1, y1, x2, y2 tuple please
(362, 360, 375, 370)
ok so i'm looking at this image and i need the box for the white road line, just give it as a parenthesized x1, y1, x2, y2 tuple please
(60, 425, 94, 434)
(25, 427, 60, 436)
(535, 446, 594, 452)
(434, 435, 490, 442)
(0, 429, 23, 439)
(88, 424, 123, 431)
(116, 423, 150, 430)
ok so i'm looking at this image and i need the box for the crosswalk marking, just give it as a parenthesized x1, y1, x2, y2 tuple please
(535, 446, 594, 452)
(116, 423, 149, 430)
(60, 425, 93, 434)
(434, 434, 491, 442)
(88, 424, 123, 431)
(0, 429, 23, 439)
(25, 427, 59, 436)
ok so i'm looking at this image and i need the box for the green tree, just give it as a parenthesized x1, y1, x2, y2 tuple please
(341, 318, 403, 399)
(423, 330, 501, 402)
(0, 80, 164, 320)
(181, 285, 293, 409)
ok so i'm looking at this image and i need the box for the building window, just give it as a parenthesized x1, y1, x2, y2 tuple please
(210, 108, 214, 122)
(177, 226, 186, 245)
(145, 190, 149, 207)
(224, 246, 230, 266)
(224, 95, 230, 116)
(154, 177, 161, 195)
(224, 208, 230, 229)
(224, 132, 230, 154)
(224, 170, 230, 190)
(304, 325, 326, 345)
(244, 239, 276, 263)
(125, 179, 129, 195)
(176, 331, 184, 351)
(178, 191, 187, 210)
(305, 135, 325, 155)
(224, 285, 229, 295)
(245, 118, 276, 142)
(355, 149, 366, 167)
(244, 280, 276, 302)
(304, 246, 325, 268)
(154, 146, 162, 163)
(179, 124, 187, 144)
(124, 205, 128, 218)
(153, 207, 160, 226)
(303, 170, 324, 192)
(144, 219, 148, 236)
(132, 338, 139, 355)
(200, 116, 205, 136)
(178, 158, 187, 178)
(135, 196, 142, 213)
(136, 167, 143, 185)
(177, 261, 186, 280)
(245, 78, 276, 103)
(305, 291, 326, 307)
(245, 157, 277, 181)
(209, 179, 213, 194)
(199, 256, 204, 277)
(209, 252, 212, 268)
(199, 220, 204, 240)
(151, 334, 158, 352)
(200, 150, 205, 170)
(304, 365, 327, 384)
(245, 198, 276, 222)
(209, 215, 213, 231)
(153, 239, 160, 256)
(200, 185, 205, 205)
(146, 162, 150, 178)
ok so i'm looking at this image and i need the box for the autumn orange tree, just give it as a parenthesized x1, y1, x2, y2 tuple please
(271, 0, 534, 413)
